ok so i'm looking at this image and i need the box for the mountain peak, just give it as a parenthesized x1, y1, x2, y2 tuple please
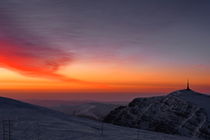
(104, 89, 210, 139)
(169, 89, 198, 96)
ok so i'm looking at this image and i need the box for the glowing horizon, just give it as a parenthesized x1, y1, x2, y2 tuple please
(0, 61, 209, 93)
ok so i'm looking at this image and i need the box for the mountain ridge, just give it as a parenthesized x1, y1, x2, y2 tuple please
(104, 89, 210, 139)
(0, 95, 194, 140)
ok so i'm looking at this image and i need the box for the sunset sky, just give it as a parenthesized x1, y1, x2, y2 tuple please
(0, 0, 210, 100)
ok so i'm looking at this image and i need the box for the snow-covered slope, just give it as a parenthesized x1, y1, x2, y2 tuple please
(170, 89, 210, 117)
(104, 89, 210, 140)
(0, 96, 195, 140)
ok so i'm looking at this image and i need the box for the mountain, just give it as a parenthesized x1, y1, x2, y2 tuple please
(170, 89, 210, 117)
(24, 99, 88, 107)
(104, 89, 210, 140)
(52, 102, 120, 120)
(24, 99, 126, 120)
(0, 96, 195, 140)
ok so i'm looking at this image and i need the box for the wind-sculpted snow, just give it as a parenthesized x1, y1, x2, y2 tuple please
(0, 96, 195, 140)
(104, 89, 210, 140)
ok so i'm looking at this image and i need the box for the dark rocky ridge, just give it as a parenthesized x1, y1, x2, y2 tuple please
(104, 89, 210, 139)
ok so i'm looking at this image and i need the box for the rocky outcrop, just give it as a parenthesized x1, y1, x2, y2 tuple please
(104, 90, 210, 139)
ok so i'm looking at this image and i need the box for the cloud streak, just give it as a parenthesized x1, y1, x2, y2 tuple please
(0, 6, 79, 82)
(0, 40, 76, 81)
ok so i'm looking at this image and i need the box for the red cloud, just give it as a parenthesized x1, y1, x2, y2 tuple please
(0, 9, 82, 82)
(0, 40, 79, 82)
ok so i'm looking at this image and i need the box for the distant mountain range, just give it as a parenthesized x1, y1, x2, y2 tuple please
(104, 89, 210, 140)
(51, 102, 120, 120)
(0, 96, 194, 140)
(25, 99, 126, 120)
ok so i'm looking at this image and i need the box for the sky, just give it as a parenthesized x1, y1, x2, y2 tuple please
(0, 0, 210, 100)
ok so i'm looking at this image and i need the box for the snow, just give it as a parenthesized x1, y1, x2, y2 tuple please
(170, 89, 210, 117)
(0, 96, 196, 140)
(104, 89, 210, 139)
